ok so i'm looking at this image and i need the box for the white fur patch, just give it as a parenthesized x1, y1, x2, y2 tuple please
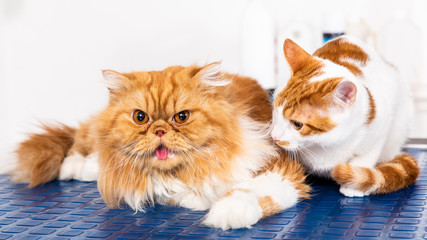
(204, 190, 263, 230)
(271, 106, 301, 150)
(271, 106, 288, 141)
(204, 172, 300, 230)
(79, 153, 99, 181)
(102, 70, 128, 90)
(339, 186, 366, 197)
(59, 152, 99, 182)
(200, 62, 231, 87)
(177, 192, 210, 211)
(236, 172, 300, 210)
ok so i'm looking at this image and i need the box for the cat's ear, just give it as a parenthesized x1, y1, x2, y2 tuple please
(196, 62, 231, 87)
(283, 39, 314, 73)
(333, 81, 357, 109)
(102, 70, 130, 92)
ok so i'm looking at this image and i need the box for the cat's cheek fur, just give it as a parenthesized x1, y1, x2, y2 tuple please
(271, 106, 301, 149)
(271, 106, 288, 141)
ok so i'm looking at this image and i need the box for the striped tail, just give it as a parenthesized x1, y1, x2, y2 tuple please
(12, 124, 75, 188)
(331, 153, 419, 195)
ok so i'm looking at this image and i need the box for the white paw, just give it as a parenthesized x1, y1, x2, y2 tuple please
(204, 191, 262, 230)
(178, 193, 209, 211)
(339, 185, 368, 197)
(78, 153, 99, 181)
(59, 154, 85, 180)
(59, 153, 99, 182)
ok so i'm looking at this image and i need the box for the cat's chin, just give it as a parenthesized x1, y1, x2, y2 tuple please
(275, 141, 300, 151)
(149, 156, 181, 171)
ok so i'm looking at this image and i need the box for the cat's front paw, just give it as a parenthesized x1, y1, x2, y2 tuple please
(59, 153, 98, 182)
(332, 163, 377, 197)
(339, 185, 368, 197)
(79, 153, 99, 181)
(178, 193, 209, 211)
(204, 190, 262, 230)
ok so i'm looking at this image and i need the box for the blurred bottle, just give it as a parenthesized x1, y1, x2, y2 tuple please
(322, 12, 345, 43)
(377, 9, 422, 93)
(346, 15, 376, 46)
(240, 0, 275, 90)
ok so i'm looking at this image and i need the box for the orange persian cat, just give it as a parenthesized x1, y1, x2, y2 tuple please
(12, 63, 310, 229)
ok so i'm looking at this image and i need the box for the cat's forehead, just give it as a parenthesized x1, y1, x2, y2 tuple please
(274, 59, 343, 111)
(120, 70, 203, 116)
(309, 59, 354, 83)
(124, 67, 189, 85)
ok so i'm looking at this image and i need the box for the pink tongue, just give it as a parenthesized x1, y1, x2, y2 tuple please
(156, 145, 168, 160)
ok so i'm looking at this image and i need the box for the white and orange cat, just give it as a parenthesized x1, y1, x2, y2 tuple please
(12, 63, 310, 229)
(271, 36, 419, 197)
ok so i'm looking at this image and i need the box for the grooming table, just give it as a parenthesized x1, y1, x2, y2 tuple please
(0, 148, 426, 239)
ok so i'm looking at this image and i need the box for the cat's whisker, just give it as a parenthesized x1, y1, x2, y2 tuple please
(180, 150, 201, 179)
(99, 150, 128, 180)
(319, 145, 331, 156)
(299, 146, 319, 162)
(185, 142, 218, 166)
(100, 143, 146, 182)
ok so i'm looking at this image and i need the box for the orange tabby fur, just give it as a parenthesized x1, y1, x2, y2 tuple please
(332, 153, 418, 194)
(13, 124, 75, 187)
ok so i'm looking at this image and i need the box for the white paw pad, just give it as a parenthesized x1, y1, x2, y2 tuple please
(339, 185, 368, 197)
(204, 190, 262, 230)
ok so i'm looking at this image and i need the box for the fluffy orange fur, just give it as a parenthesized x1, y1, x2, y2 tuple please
(13, 63, 310, 226)
(13, 124, 75, 187)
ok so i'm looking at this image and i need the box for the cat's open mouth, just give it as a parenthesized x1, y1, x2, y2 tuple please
(155, 144, 175, 160)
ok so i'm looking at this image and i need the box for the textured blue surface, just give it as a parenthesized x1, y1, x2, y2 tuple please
(0, 148, 426, 239)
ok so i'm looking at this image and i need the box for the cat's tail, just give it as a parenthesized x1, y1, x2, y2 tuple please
(12, 124, 76, 188)
(331, 153, 419, 195)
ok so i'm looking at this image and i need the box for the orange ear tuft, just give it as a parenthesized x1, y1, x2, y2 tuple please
(196, 62, 230, 87)
(101, 69, 129, 91)
(283, 39, 313, 73)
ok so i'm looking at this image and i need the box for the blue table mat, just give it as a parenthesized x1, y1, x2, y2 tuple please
(0, 148, 426, 239)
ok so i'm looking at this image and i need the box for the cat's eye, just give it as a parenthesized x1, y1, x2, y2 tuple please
(290, 120, 304, 130)
(132, 110, 149, 125)
(173, 110, 190, 124)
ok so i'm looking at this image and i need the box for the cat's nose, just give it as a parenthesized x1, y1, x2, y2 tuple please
(155, 129, 166, 138)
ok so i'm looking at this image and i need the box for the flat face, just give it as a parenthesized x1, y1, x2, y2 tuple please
(100, 65, 239, 172)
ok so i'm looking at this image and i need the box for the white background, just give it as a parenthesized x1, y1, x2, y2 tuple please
(1, 0, 427, 172)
